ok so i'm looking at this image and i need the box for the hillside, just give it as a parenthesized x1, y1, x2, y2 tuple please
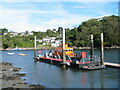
(66, 15, 119, 47)
(1, 15, 119, 49)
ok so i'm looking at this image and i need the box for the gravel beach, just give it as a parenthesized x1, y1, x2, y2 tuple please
(0, 62, 45, 89)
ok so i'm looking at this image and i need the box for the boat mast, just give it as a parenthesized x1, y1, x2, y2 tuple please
(62, 28, 66, 63)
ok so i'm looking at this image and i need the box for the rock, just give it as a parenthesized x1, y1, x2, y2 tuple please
(29, 84, 45, 88)
(2, 62, 12, 66)
(24, 82, 28, 84)
(12, 67, 21, 72)
(2, 75, 16, 80)
(2, 69, 7, 71)
(1, 62, 45, 89)
(17, 82, 23, 84)
(12, 84, 16, 86)
(15, 73, 25, 77)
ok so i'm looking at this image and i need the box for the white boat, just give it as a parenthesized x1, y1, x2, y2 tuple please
(8, 52, 14, 55)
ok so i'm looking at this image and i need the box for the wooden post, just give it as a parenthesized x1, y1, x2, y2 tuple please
(100, 33, 104, 65)
(62, 28, 66, 63)
(34, 36, 37, 58)
(90, 35, 94, 61)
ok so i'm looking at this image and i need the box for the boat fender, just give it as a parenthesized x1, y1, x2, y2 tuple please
(76, 61, 79, 64)
(64, 62, 70, 66)
(66, 62, 70, 66)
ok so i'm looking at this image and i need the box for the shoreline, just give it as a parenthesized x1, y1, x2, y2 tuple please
(0, 62, 45, 89)
(1, 46, 120, 51)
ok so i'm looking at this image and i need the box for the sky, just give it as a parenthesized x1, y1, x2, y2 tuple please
(0, 0, 119, 32)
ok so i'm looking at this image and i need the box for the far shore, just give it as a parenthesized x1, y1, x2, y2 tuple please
(1, 45, 120, 51)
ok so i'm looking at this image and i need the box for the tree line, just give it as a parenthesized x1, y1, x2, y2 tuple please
(1, 15, 119, 49)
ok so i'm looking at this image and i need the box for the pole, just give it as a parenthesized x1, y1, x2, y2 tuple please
(62, 28, 66, 63)
(100, 33, 104, 65)
(34, 36, 37, 58)
(90, 35, 94, 61)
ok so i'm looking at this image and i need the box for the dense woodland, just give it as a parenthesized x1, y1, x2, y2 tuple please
(1, 15, 119, 49)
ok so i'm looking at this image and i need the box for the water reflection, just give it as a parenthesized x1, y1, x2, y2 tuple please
(60, 68, 69, 88)
(89, 71, 94, 88)
(81, 72, 87, 87)
(100, 70, 104, 88)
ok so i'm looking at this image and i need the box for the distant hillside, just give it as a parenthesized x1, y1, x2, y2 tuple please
(1, 15, 119, 48)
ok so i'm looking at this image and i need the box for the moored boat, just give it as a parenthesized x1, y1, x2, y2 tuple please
(35, 55, 104, 70)
(34, 48, 104, 70)
(8, 52, 14, 55)
(19, 53, 27, 56)
(34, 30, 106, 70)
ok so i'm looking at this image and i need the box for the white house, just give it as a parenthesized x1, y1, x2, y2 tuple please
(51, 40, 62, 47)
(43, 37, 50, 42)
(28, 32, 33, 35)
(42, 36, 62, 47)
(43, 42, 47, 45)
(4, 33, 7, 35)
(42, 37, 56, 44)
(37, 39, 43, 43)
(49, 37, 56, 40)
(20, 32, 26, 36)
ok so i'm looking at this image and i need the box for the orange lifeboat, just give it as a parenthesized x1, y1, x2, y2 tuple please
(53, 44, 76, 57)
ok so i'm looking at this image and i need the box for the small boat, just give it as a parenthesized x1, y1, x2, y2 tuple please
(19, 53, 27, 56)
(8, 52, 14, 55)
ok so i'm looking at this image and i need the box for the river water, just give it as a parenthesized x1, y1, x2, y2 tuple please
(1, 49, 119, 88)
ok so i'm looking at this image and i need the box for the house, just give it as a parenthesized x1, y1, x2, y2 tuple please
(43, 37, 50, 42)
(28, 32, 33, 35)
(19, 32, 26, 36)
(51, 40, 62, 47)
(11, 32, 18, 36)
(43, 37, 56, 43)
(42, 36, 62, 47)
(3, 33, 7, 35)
(42, 37, 55, 45)
(19, 32, 33, 36)
(37, 39, 43, 43)
(3, 32, 18, 36)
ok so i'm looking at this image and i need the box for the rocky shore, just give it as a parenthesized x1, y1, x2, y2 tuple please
(0, 62, 45, 89)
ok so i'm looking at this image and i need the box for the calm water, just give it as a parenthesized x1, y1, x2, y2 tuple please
(1, 49, 119, 88)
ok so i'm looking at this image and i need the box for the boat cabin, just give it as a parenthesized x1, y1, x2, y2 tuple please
(53, 44, 76, 57)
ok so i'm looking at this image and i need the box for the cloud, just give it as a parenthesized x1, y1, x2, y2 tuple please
(0, 9, 49, 32)
(0, 8, 92, 32)
(0, 23, 50, 32)
(0, 9, 28, 24)
(43, 14, 92, 27)
(0, 2, 117, 32)
(0, 8, 65, 24)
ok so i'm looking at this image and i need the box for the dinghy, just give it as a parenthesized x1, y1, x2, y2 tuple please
(8, 52, 14, 55)
(19, 53, 27, 56)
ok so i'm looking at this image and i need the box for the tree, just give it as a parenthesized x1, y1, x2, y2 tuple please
(0, 28, 8, 35)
